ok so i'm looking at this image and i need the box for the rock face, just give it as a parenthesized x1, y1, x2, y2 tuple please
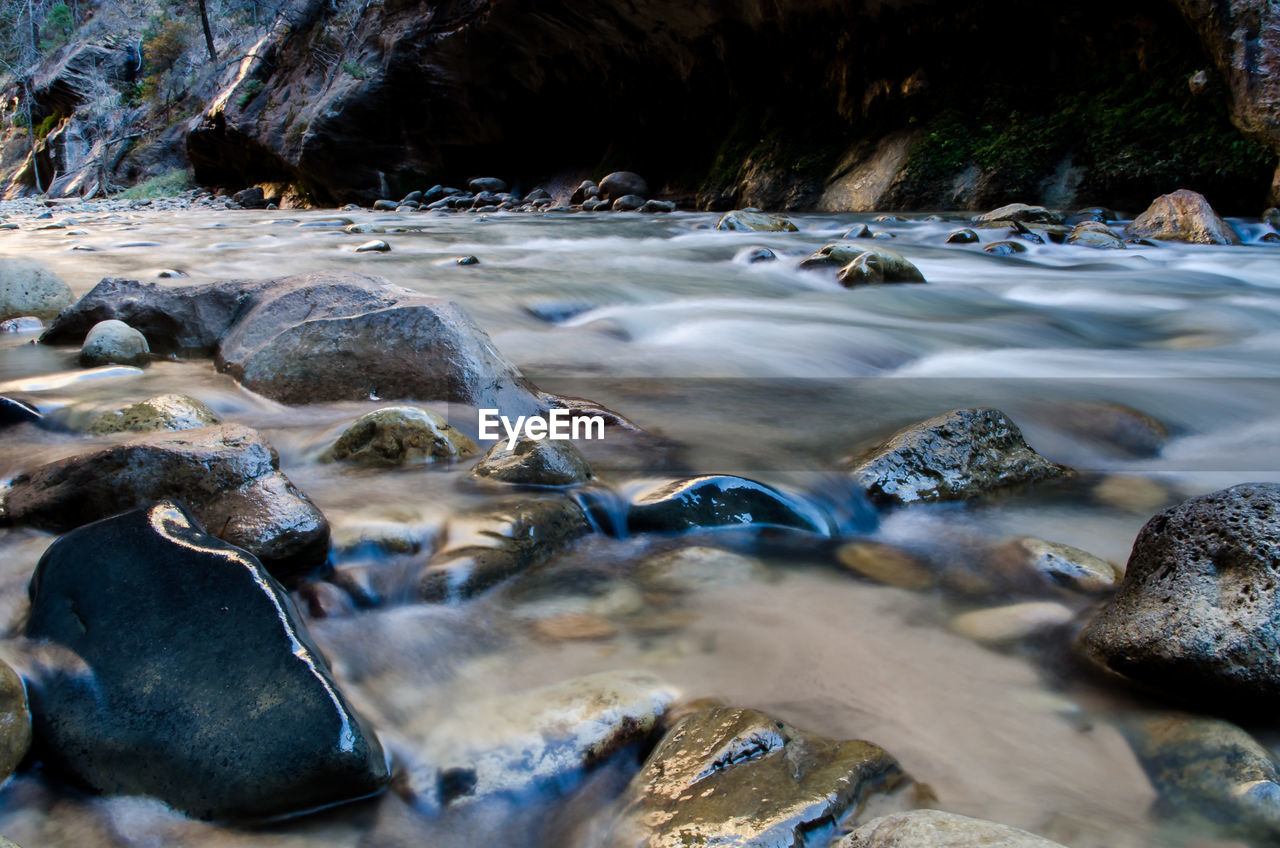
(42, 273, 546, 413)
(845, 409, 1071, 505)
(838, 810, 1068, 848)
(324, 407, 478, 467)
(471, 436, 593, 486)
(1126, 189, 1242, 244)
(85, 393, 220, 435)
(1077, 483, 1280, 708)
(24, 501, 389, 821)
(1, 423, 329, 577)
(0, 259, 72, 321)
(599, 707, 905, 848)
(626, 475, 834, 535)
(1122, 713, 1280, 838)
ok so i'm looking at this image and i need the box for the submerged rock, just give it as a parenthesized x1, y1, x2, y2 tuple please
(839, 810, 1067, 847)
(79, 319, 149, 367)
(471, 436, 593, 485)
(1126, 189, 1241, 245)
(988, 536, 1121, 595)
(0, 396, 41, 428)
(85, 393, 220, 435)
(600, 707, 905, 848)
(324, 407, 477, 467)
(598, 171, 649, 200)
(407, 670, 675, 808)
(627, 475, 833, 535)
(844, 408, 1071, 505)
(24, 500, 388, 821)
(836, 541, 935, 590)
(1076, 483, 1280, 708)
(837, 248, 926, 286)
(974, 204, 1063, 225)
(420, 497, 591, 601)
(635, 546, 769, 593)
(717, 210, 798, 232)
(0, 660, 30, 787)
(1121, 713, 1280, 839)
(983, 240, 1027, 256)
(0, 258, 72, 321)
(949, 602, 1075, 645)
(1, 423, 329, 577)
(43, 273, 546, 412)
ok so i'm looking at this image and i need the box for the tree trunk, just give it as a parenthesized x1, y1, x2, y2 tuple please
(198, 0, 218, 61)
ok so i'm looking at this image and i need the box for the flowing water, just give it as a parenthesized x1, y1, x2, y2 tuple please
(0, 203, 1278, 847)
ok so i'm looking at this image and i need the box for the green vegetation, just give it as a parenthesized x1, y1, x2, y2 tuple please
(235, 78, 264, 107)
(340, 60, 369, 80)
(33, 112, 60, 138)
(39, 3, 74, 51)
(117, 169, 195, 198)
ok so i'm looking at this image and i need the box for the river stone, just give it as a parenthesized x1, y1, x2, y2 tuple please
(836, 541, 936, 590)
(627, 475, 833, 535)
(1121, 714, 1280, 838)
(837, 249, 926, 287)
(838, 810, 1068, 847)
(1, 423, 329, 578)
(1051, 400, 1171, 458)
(468, 177, 508, 194)
(0, 396, 41, 427)
(611, 194, 645, 212)
(598, 171, 648, 200)
(635, 546, 768, 593)
(79, 319, 150, 367)
(24, 500, 388, 821)
(844, 408, 1071, 505)
(1127, 189, 1241, 245)
(0, 258, 72, 321)
(471, 436, 593, 485)
(949, 602, 1075, 645)
(1067, 222, 1125, 249)
(85, 393, 221, 435)
(231, 186, 268, 208)
(974, 204, 1063, 225)
(640, 199, 676, 213)
(324, 407, 478, 467)
(799, 243, 873, 269)
(984, 240, 1027, 256)
(570, 181, 598, 204)
(1262, 232, 1280, 244)
(600, 707, 905, 848)
(945, 228, 979, 244)
(1264, 207, 1280, 229)
(1076, 483, 1280, 708)
(420, 497, 592, 602)
(0, 660, 31, 786)
(717, 210, 799, 232)
(742, 247, 777, 263)
(407, 670, 675, 809)
(989, 536, 1121, 595)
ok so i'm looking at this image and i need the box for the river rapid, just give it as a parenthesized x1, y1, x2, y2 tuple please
(0, 202, 1278, 847)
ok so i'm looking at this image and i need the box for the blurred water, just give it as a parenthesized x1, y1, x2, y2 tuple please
(0, 206, 1277, 847)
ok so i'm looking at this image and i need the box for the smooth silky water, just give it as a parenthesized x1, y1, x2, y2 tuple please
(0, 205, 1278, 846)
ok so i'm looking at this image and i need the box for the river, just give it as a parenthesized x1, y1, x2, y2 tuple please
(0, 203, 1277, 846)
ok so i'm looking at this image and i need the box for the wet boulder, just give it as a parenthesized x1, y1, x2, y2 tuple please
(974, 204, 1063, 226)
(420, 497, 591, 602)
(78, 319, 149, 367)
(323, 407, 478, 467)
(1067, 221, 1126, 249)
(404, 670, 675, 809)
(716, 210, 799, 232)
(837, 249, 926, 287)
(0, 397, 41, 428)
(1, 423, 329, 578)
(598, 171, 649, 200)
(1076, 483, 1280, 708)
(798, 243, 873, 270)
(0, 660, 30, 787)
(0, 258, 73, 321)
(611, 194, 645, 212)
(945, 228, 979, 244)
(987, 536, 1121, 596)
(231, 186, 268, 208)
(570, 181, 599, 204)
(468, 177, 507, 194)
(640, 199, 675, 213)
(599, 707, 905, 848)
(1121, 714, 1280, 839)
(627, 475, 834, 535)
(1126, 189, 1241, 245)
(24, 500, 388, 821)
(85, 393, 220, 435)
(839, 810, 1068, 847)
(844, 408, 1071, 506)
(471, 436, 593, 486)
(984, 240, 1027, 255)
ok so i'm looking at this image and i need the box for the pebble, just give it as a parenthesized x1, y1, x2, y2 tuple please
(355, 239, 391, 253)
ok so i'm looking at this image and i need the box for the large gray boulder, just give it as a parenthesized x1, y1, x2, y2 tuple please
(24, 500, 388, 821)
(40, 273, 545, 413)
(78, 319, 150, 367)
(1, 423, 329, 578)
(844, 408, 1071, 505)
(0, 258, 72, 321)
(598, 706, 905, 848)
(1077, 483, 1280, 707)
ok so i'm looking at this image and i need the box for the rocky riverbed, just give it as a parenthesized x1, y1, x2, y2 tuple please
(0, 195, 1278, 847)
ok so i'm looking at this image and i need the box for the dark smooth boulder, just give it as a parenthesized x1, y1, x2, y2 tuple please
(1077, 483, 1280, 708)
(627, 475, 833, 535)
(0, 396, 40, 427)
(598, 171, 648, 200)
(599, 707, 905, 848)
(24, 501, 388, 821)
(837, 248, 926, 286)
(945, 228, 979, 244)
(231, 186, 268, 208)
(611, 194, 645, 212)
(1, 423, 329, 577)
(468, 177, 507, 194)
(844, 408, 1071, 505)
(570, 181, 598, 204)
